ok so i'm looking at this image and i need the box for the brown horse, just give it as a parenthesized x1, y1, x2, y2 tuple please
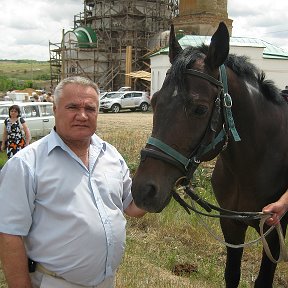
(132, 22, 288, 288)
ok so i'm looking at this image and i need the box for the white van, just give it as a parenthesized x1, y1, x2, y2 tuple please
(0, 102, 55, 141)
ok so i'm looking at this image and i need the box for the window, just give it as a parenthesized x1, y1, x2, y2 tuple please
(39, 105, 54, 116)
(0, 107, 9, 119)
(23, 106, 40, 118)
(124, 93, 132, 99)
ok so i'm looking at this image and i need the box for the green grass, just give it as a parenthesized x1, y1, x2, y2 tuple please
(0, 60, 50, 81)
(0, 60, 51, 93)
(0, 152, 7, 168)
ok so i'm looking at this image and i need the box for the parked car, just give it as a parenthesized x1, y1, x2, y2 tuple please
(0, 101, 55, 141)
(100, 91, 150, 113)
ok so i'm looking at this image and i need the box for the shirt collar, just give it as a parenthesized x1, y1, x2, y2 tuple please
(47, 129, 105, 156)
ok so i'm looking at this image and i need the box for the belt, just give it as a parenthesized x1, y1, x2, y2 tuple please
(35, 263, 63, 279)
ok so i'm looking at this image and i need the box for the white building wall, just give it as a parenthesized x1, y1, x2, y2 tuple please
(259, 58, 288, 90)
(63, 50, 109, 75)
(150, 45, 288, 96)
(150, 55, 170, 96)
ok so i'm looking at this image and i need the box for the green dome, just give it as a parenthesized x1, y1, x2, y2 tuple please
(74, 26, 97, 48)
(63, 27, 97, 49)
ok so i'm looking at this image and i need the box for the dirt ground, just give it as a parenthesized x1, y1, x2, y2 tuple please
(97, 111, 153, 134)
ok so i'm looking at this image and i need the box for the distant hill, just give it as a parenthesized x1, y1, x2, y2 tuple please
(0, 60, 51, 93)
(0, 60, 50, 80)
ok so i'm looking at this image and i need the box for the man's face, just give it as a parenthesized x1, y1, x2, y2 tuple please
(54, 83, 99, 142)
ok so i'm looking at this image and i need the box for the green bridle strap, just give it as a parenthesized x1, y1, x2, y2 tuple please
(202, 128, 226, 155)
(147, 129, 227, 171)
(219, 65, 241, 142)
(147, 137, 191, 169)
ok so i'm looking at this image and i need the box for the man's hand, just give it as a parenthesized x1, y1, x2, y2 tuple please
(262, 192, 288, 226)
(124, 200, 146, 218)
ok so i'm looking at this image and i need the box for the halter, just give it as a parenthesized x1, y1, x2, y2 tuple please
(141, 65, 241, 181)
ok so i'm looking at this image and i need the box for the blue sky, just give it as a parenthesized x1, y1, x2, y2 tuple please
(0, 0, 288, 61)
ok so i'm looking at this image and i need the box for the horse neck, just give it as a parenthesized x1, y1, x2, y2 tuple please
(220, 90, 288, 171)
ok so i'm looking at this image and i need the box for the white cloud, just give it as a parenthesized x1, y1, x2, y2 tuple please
(0, 0, 82, 60)
(0, 0, 288, 60)
(228, 0, 288, 50)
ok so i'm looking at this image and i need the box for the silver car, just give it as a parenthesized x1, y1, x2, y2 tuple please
(100, 91, 150, 113)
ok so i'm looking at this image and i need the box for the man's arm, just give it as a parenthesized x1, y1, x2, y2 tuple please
(0, 233, 32, 288)
(124, 200, 146, 218)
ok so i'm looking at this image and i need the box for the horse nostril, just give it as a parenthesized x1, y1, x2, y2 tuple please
(144, 184, 157, 199)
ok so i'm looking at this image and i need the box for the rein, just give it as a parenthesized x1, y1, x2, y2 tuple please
(173, 179, 288, 263)
(172, 178, 264, 220)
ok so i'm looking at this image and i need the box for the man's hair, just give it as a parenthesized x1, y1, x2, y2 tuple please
(53, 76, 100, 105)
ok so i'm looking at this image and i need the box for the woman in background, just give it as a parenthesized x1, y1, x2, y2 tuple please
(1, 104, 31, 158)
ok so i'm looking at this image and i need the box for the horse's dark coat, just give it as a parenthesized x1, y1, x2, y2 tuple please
(132, 22, 288, 288)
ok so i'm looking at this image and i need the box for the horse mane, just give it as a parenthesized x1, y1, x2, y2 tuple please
(225, 54, 282, 104)
(169, 45, 283, 104)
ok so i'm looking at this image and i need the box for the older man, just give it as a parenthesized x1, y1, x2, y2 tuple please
(0, 76, 145, 288)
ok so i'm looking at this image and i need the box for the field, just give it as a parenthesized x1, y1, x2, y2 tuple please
(0, 60, 50, 81)
(1, 111, 288, 287)
(0, 60, 51, 93)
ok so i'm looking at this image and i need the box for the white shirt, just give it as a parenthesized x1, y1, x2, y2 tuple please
(0, 129, 133, 286)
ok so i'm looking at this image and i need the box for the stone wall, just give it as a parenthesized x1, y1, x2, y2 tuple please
(174, 0, 232, 36)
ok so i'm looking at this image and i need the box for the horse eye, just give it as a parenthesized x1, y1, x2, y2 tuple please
(193, 105, 208, 116)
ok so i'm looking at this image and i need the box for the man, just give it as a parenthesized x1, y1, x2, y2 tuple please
(263, 190, 288, 226)
(0, 76, 145, 288)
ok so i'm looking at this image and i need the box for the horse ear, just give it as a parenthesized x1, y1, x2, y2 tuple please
(205, 22, 230, 70)
(169, 24, 183, 64)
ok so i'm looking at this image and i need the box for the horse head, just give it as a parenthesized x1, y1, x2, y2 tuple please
(132, 22, 232, 212)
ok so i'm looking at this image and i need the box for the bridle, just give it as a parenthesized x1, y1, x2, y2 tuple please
(140, 64, 273, 219)
(141, 64, 241, 183)
(139, 64, 288, 262)
(140, 64, 248, 217)
(139, 63, 271, 219)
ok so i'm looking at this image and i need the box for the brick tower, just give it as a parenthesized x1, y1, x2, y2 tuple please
(173, 0, 232, 36)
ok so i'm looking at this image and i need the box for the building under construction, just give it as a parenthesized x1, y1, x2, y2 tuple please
(49, 0, 231, 91)
(49, 0, 179, 91)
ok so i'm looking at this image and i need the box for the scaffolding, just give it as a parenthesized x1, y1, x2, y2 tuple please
(49, 0, 179, 91)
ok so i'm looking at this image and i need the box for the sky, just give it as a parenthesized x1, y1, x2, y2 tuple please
(0, 0, 288, 61)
